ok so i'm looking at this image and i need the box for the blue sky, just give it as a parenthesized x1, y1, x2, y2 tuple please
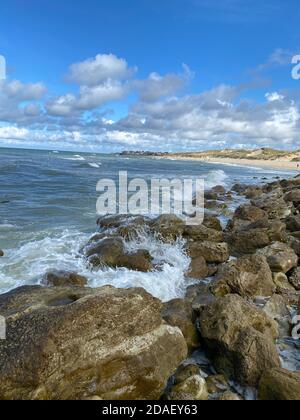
(0, 0, 300, 152)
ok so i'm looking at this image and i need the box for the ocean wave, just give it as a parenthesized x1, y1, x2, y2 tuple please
(205, 169, 228, 189)
(62, 155, 86, 161)
(0, 229, 190, 302)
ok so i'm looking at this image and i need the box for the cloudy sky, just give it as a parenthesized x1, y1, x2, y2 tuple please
(0, 0, 300, 152)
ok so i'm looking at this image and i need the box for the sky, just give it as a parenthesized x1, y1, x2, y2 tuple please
(0, 0, 300, 152)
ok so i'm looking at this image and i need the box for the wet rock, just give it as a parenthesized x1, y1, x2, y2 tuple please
(288, 267, 300, 290)
(218, 391, 242, 401)
(43, 271, 88, 287)
(0, 250, 3, 257)
(151, 214, 184, 241)
(256, 242, 298, 273)
(231, 183, 248, 194)
(86, 237, 153, 272)
(210, 255, 275, 298)
(199, 294, 280, 386)
(206, 374, 229, 394)
(174, 364, 200, 384)
(258, 368, 300, 400)
(118, 250, 153, 272)
(187, 256, 209, 280)
(0, 285, 187, 400)
(186, 241, 229, 264)
(263, 295, 291, 338)
(167, 375, 208, 400)
(162, 299, 199, 350)
(212, 185, 227, 195)
(185, 284, 216, 313)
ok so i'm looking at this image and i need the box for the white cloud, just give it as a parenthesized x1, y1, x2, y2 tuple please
(67, 53, 136, 86)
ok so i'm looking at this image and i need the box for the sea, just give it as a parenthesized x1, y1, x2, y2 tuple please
(1, 146, 299, 384)
(0, 147, 297, 300)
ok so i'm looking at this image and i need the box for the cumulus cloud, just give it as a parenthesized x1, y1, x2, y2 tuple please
(67, 53, 136, 86)
(1, 52, 300, 152)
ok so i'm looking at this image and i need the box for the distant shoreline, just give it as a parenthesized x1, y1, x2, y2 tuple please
(156, 155, 300, 172)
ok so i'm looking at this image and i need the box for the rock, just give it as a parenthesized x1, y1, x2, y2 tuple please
(202, 214, 222, 231)
(288, 267, 300, 290)
(183, 225, 224, 242)
(284, 190, 300, 206)
(272, 272, 295, 292)
(204, 191, 218, 200)
(256, 242, 298, 273)
(162, 299, 199, 350)
(206, 375, 229, 394)
(218, 391, 241, 401)
(212, 185, 227, 195)
(199, 294, 280, 386)
(231, 183, 248, 194)
(276, 289, 300, 307)
(186, 241, 229, 264)
(187, 256, 209, 280)
(151, 214, 184, 241)
(174, 364, 200, 384)
(167, 375, 208, 401)
(86, 237, 153, 272)
(263, 295, 291, 338)
(42, 271, 88, 287)
(259, 368, 300, 400)
(185, 284, 216, 313)
(252, 190, 292, 219)
(0, 285, 187, 400)
(287, 236, 300, 257)
(86, 236, 125, 261)
(285, 215, 300, 232)
(225, 228, 270, 256)
(227, 205, 267, 231)
(0, 250, 3, 257)
(210, 255, 275, 298)
(118, 250, 153, 272)
(245, 186, 263, 199)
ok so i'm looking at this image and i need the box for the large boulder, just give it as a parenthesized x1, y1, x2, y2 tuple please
(186, 241, 229, 264)
(210, 255, 275, 298)
(167, 375, 208, 401)
(151, 214, 184, 241)
(256, 242, 298, 273)
(258, 368, 300, 400)
(183, 225, 224, 242)
(187, 256, 209, 280)
(252, 190, 292, 219)
(285, 215, 300, 232)
(199, 295, 280, 386)
(0, 285, 187, 400)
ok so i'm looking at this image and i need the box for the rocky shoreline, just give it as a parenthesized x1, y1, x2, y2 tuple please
(0, 175, 300, 400)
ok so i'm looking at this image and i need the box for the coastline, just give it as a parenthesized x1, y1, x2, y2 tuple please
(157, 156, 300, 172)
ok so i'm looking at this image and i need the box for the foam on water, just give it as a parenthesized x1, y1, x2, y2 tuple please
(0, 228, 191, 302)
(205, 169, 228, 189)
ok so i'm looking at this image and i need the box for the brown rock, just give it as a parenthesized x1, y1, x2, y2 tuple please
(285, 215, 300, 232)
(211, 255, 275, 298)
(227, 204, 266, 231)
(284, 189, 300, 206)
(183, 225, 224, 242)
(186, 241, 229, 264)
(187, 256, 209, 280)
(167, 375, 208, 401)
(259, 368, 300, 400)
(288, 267, 300, 290)
(199, 294, 280, 386)
(218, 391, 241, 401)
(256, 242, 298, 273)
(43, 271, 88, 287)
(185, 284, 216, 313)
(0, 250, 4, 257)
(0, 285, 187, 400)
(203, 214, 222, 231)
(162, 299, 199, 350)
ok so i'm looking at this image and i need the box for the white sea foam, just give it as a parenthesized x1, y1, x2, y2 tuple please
(62, 155, 86, 161)
(0, 229, 191, 302)
(205, 169, 228, 189)
(88, 162, 101, 168)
